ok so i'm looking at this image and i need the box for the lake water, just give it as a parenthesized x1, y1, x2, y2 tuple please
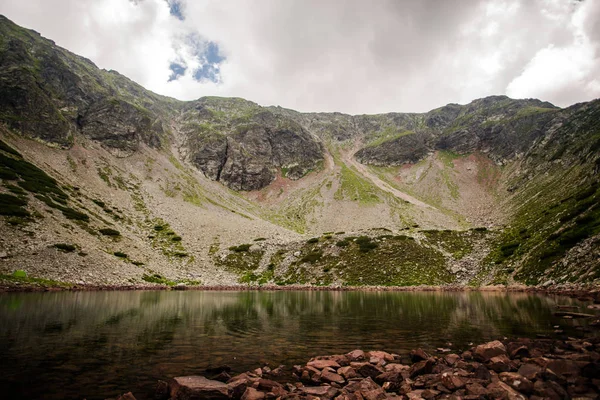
(0, 290, 596, 399)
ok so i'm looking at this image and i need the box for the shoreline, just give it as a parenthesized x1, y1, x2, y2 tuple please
(1, 281, 599, 300)
(119, 336, 600, 400)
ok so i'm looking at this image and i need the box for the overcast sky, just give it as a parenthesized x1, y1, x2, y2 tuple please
(0, 0, 599, 114)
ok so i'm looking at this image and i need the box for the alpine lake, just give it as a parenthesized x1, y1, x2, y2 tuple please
(0, 290, 598, 399)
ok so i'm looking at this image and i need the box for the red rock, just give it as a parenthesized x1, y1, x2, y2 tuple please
(409, 349, 430, 362)
(499, 372, 533, 394)
(255, 379, 283, 392)
(116, 392, 136, 400)
(488, 355, 511, 373)
(321, 370, 345, 384)
(368, 351, 394, 363)
(440, 372, 466, 390)
(406, 390, 425, 400)
(384, 363, 409, 373)
(299, 385, 339, 399)
(444, 354, 461, 366)
(338, 366, 360, 380)
(508, 345, 530, 360)
(351, 362, 385, 379)
(347, 350, 367, 361)
(374, 371, 403, 386)
(474, 340, 507, 362)
(308, 359, 342, 370)
(546, 359, 581, 377)
(466, 382, 488, 396)
(169, 376, 231, 400)
(487, 381, 526, 400)
(241, 387, 265, 400)
(516, 363, 542, 380)
(473, 364, 492, 381)
(409, 359, 434, 379)
(533, 379, 569, 400)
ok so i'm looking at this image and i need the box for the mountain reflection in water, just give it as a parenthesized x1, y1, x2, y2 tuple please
(0, 290, 596, 399)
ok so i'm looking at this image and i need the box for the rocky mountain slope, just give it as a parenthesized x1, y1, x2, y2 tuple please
(0, 15, 598, 288)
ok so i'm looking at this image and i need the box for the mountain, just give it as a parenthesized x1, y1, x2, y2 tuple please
(0, 15, 599, 288)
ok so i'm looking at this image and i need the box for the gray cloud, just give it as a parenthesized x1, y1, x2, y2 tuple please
(0, 0, 598, 113)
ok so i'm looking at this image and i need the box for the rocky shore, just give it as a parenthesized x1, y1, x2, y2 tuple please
(108, 337, 600, 400)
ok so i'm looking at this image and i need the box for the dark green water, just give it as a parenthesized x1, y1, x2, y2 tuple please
(0, 290, 596, 399)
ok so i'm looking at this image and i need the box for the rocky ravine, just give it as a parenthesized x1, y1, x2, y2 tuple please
(0, 15, 599, 288)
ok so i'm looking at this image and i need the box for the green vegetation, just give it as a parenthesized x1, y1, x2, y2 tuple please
(300, 251, 323, 263)
(0, 193, 30, 217)
(12, 270, 27, 278)
(229, 244, 252, 252)
(150, 219, 188, 258)
(335, 163, 381, 204)
(365, 128, 414, 148)
(53, 243, 76, 252)
(142, 273, 175, 286)
(113, 251, 128, 258)
(99, 228, 120, 236)
(0, 273, 72, 288)
(306, 237, 319, 244)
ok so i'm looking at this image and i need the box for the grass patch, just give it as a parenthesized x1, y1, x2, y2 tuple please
(53, 243, 76, 252)
(99, 228, 120, 236)
(229, 244, 252, 252)
(142, 273, 176, 286)
(300, 251, 323, 263)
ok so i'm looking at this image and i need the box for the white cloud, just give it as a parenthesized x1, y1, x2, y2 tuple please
(0, 0, 599, 113)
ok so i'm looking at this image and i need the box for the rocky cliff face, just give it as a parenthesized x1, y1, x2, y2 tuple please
(180, 98, 323, 191)
(0, 15, 176, 154)
(0, 15, 599, 287)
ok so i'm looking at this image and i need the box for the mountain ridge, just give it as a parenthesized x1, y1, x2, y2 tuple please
(1, 15, 599, 288)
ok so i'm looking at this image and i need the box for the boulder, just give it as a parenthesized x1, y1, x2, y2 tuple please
(409, 349, 430, 363)
(115, 393, 136, 400)
(320, 370, 345, 385)
(474, 340, 507, 362)
(351, 362, 385, 379)
(338, 366, 360, 380)
(347, 350, 366, 361)
(488, 355, 511, 373)
(409, 359, 434, 379)
(517, 363, 543, 380)
(299, 385, 339, 399)
(169, 376, 230, 400)
(440, 372, 466, 390)
(241, 387, 264, 400)
(499, 372, 534, 394)
(307, 359, 341, 370)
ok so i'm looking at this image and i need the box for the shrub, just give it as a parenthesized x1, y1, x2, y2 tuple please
(153, 224, 165, 231)
(99, 228, 121, 236)
(171, 236, 182, 241)
(307, 237, 319, 244)
(4, 184, 26, 195)
(229, 244, 252, 252)
(336, 240, 350, 247)
(500, 242, 519, 257)
(92, 199, 106, 208)
(253, 237, 267, 241)
(301, 251, 323, 263)
(114, 251, 128, 258)
(131, 261, 145, 266)
(473, 227, 488, 232)
(54, 243, 76, 252)
(356, 236, 378, 252)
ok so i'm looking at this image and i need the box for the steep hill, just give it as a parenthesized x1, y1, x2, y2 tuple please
(0, 15, 598, 288)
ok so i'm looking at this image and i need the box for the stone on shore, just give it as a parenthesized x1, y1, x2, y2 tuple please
(169, 376, 230, 400)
